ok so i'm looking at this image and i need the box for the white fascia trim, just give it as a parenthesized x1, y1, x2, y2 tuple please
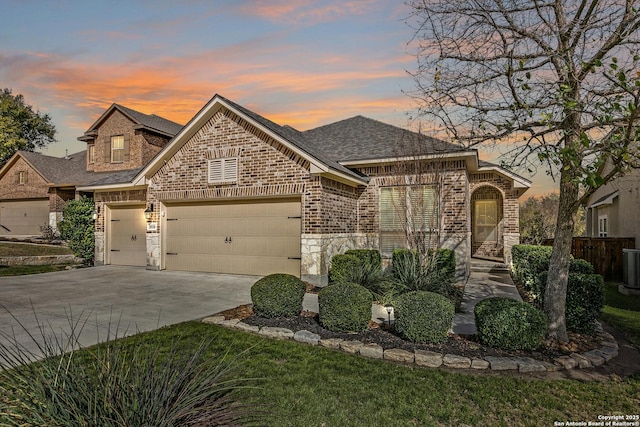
(76, 183, 148, 192)
(478, 165, 532, 189)
(339, 150, 479, 167)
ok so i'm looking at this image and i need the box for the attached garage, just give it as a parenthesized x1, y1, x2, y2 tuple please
(107, 205, 147, 267)
(164, 199, 301, 276)
(0, 199, 49, 236)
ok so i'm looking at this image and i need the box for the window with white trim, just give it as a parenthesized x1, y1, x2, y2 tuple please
(379, 185, 437, 254)
(208, 157, 238, 184)
(111, 135, 124, 163)
(475, 200, 498, 242)
(18, 171, 26, 184)
(598, 215, 608, 237)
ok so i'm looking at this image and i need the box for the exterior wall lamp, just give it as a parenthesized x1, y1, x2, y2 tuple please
(92, 206, 99, 221)
(144, 203, 154, 221)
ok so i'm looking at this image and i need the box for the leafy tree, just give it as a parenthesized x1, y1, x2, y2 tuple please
(407, 0, 640, 340)
(0, 88, 56, 167)
(58, 197, 95, 265)
(520, 193, 585, 244)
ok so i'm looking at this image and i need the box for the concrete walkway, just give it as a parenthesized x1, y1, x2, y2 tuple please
(452, 258, 522, 335)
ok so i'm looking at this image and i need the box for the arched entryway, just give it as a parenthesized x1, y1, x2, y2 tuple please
(471, 186, 504, 260)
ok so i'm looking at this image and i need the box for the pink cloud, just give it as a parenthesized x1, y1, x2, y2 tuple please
(236, 0, 380, 25)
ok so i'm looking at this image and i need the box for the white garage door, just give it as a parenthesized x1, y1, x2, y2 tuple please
(0, 199, 49, 236)
(108, 205, 147, 267)
(165, 199, 301, 276)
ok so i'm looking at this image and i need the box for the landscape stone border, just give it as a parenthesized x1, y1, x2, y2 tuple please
(202, 315, 619, 373)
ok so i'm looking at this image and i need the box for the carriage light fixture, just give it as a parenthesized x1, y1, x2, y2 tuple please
(144, 204, 154, 221)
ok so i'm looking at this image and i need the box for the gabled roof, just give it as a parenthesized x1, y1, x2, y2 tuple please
(78, 103, 183, 141)
(0, 150, 89, 185)
(478, 160, 532, 189)
(131, 94, 369, 188)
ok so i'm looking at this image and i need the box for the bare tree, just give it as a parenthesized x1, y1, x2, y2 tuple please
(407, 0, 640, 340)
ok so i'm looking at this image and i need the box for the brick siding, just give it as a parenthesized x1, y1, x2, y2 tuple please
(0, 158, 49, 199)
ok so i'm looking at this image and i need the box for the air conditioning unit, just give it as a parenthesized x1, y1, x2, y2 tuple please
(622, 249, 640, 289)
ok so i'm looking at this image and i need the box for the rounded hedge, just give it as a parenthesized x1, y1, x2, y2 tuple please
(251, 274, 306, 318)
(329, 254, 361, 283)
(394, 291, 454, 344)
(318, 282, 373, 333)
(474, 297, 547, 351)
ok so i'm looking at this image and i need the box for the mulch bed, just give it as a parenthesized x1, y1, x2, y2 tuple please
(218, 304, 602, 365)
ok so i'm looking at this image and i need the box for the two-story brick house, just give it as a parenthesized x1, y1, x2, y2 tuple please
(79, 94, 530, 283)
(0, 104, 182, 237)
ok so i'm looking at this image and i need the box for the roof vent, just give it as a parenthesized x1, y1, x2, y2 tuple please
(64, 149, 69, 160)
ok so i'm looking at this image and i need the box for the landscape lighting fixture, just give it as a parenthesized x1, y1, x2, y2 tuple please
(385, 304, 393, 326)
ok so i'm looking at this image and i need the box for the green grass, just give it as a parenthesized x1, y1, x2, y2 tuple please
(0, 264, 74, 276)
(4, 321, 638, 427)
(0, 242, 72, 256)
(602, 282, 640, 347)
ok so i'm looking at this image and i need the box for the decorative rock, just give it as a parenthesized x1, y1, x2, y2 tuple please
(570, 353, 592, 369)
(384, 348, 415, 364)
(543, 361, 562, 372)
(514, 357, 546, 373)
(597, 346, 618, 360)
(294, 330, 321, 345)
(220, 319, 241, 328)
(259, 326, 294, 340)
(470, 358, 490, 370)
(319, 338, 344, 349)
(484, 356, 518, 371)
(600, 332, 615, 343)
(443, 354, 471, 369)
(601, 340, 619, 351)
(554, 356, 578, 370)
(234, 322, 260, 333)
(359, 343, 384, 359)
(582, 350, 605, 367)
(414, 350, 443, 368)
(340, 340, 365, 354)
(202, 315, 226, 324)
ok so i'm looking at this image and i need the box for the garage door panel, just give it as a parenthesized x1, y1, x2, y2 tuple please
(0, 199, 49, 236)
(109, 207, 146, 267)
(165, 200, 301, 276)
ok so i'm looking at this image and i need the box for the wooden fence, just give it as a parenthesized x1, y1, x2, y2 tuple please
(544, 237, 636, 281)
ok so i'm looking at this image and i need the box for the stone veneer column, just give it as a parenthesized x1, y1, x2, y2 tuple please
(503, 233, 520, 267)
(146, 232, 161, 270)
(94, 231, 105, 266)
(440, 233, 470, 282)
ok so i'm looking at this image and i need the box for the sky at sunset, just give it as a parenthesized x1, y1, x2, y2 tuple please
(1, 0, 557, 196)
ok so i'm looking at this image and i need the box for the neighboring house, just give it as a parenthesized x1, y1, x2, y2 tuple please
(0, 103, 182, 237)
(78, 94, 530, 284)
(585, 167, 640, 247)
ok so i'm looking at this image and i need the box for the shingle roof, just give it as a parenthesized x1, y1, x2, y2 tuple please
(81, 167, 144, 186)
(19, 150, 88, 183)
(114, 104, 183, 136)
(303, 115, 464, 162)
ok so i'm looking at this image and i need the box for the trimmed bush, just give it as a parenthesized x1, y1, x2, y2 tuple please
(251, 274, 306, 318)
(539, 272, 604, 334)
(318, 282, 373, 333)
(475, 297, 547, 351)
(345, 249, 382, 271)
(329, 254, 361, 283)
(394, 291, 454, 344)
(570, 258, 595, 275)
(390, 248, 458, 301)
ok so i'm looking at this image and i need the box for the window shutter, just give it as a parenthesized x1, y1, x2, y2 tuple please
(24, 170, 28, 184)
(208, 158, 238, 183)
(123, 134, 130, 162)
(104, 138, 111, 162)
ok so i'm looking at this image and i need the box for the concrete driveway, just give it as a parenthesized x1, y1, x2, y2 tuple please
(0, 266, 257, 360)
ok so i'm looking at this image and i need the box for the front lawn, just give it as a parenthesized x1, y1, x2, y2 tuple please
(2, 321, 638, 427)
(0, 242, 72, 257)
(0, 264, 75, 276)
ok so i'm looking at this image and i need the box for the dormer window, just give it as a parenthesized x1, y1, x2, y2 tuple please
(111, 135, 124, 163)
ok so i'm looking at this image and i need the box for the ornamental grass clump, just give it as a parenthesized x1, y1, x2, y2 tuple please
(474, 297, 547, 351)
(0, 309, 254, 427)
(251, 273, 307, 318)
(393, 291, 454, 344)
(318, 282, 373, 333)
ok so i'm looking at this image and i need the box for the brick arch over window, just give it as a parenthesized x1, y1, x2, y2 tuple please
(471, 185, 504, 259)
